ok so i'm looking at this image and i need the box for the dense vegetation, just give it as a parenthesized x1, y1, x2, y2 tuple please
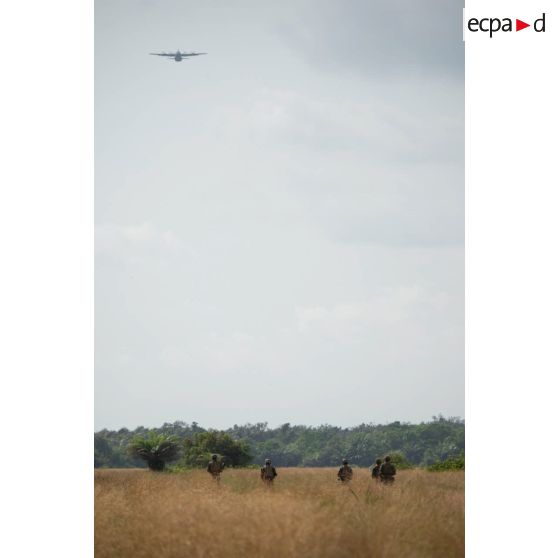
(182, 431, 253, 468)
(127, 433, 181, 471)
(427, 451, 465, 471)
(95, 416, 464, 469)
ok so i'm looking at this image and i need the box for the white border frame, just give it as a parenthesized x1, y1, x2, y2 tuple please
(1, 1, 557, 555)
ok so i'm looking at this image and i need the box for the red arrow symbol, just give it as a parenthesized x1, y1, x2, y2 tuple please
(516, 19, 530, 31)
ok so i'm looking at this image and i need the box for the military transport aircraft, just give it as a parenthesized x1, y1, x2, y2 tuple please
(149, 50, 207, 62)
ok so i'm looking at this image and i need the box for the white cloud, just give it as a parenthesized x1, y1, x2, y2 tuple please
(295, 286, 459, 340)
(95, 222, 182, 263)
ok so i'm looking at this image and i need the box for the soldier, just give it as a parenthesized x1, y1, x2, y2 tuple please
(370, 458, 382, 480)
(260, 458, 278, 485)
(207, 454, 224, 481)
(380, 455, 396, 484)
(337, 459, 353, 482)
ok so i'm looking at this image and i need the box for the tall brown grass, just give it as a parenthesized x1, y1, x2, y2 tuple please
(95, 468, 464, 558)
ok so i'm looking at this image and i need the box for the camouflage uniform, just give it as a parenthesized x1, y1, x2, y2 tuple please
(260, 462, 278, 484)
(207, 457, 224, 480)
(380, 460, 396, 483)
(337, 464, 353, 482)
(371, 459, 382, 480)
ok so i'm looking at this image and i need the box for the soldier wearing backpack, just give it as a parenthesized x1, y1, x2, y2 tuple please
(380, 456, 396, 484)
(370, 458, 382, 480)
(260, 458, 278, 485)
(337, 459, 353, 482)
(207, 454, 225, 481)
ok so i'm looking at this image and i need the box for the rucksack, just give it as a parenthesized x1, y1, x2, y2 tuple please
(382, 462, 395, 476)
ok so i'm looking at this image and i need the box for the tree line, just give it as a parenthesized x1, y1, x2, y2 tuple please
(95, 415, 464, 470)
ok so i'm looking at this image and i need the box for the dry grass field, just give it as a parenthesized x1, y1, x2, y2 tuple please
(95, 468, 464, 558)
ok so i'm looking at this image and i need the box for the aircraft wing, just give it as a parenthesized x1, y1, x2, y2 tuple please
(149, 53, 175, 57)
(180, 52, 207, 57)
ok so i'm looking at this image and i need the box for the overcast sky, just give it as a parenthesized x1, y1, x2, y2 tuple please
(95, 0, 464, 431)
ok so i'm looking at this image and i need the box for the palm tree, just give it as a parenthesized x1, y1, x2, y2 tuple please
(128, 433, 180, 471)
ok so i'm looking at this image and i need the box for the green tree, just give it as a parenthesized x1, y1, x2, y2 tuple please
(94, 433, 116, 468)
(128, 433, 181, 471)
(386, 451, 413, 470)
(182, 431, 252, 467)
(427, 452, 465, 471)
(95, 417, 464, 469)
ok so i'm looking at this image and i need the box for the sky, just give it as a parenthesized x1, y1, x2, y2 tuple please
(95, 0, 464, 431)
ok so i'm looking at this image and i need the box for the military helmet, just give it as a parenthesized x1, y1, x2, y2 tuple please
(342, 459, 348, 465)
(376, 459, 382, 465)
(212, 454, 218, 460)
(265, 458, 271, 464)
(385, 455, 391, 462)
